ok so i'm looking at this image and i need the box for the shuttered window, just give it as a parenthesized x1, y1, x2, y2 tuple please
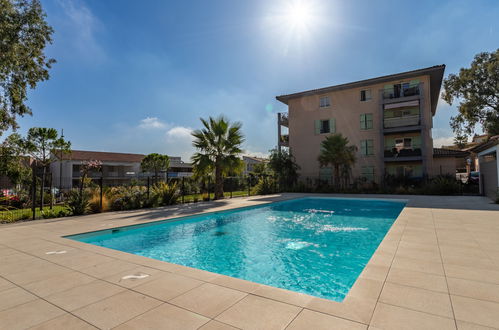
(360, 113, 373, 130)
(360, 139, 374, 155)
(314, 119, 336, 134)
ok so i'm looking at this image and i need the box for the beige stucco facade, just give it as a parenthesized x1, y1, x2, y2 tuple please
(277, 66, 446, 183)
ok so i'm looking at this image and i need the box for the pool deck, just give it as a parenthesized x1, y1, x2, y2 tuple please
(1, 193, 499, 330)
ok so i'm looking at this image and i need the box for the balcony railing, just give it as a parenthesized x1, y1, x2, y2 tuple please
(384, 114, 420, 128)
(278, 112, 289, 127)
(384, 148, 422, 158)
(279, 134, 289, 146)
(382, 83, 420, 100)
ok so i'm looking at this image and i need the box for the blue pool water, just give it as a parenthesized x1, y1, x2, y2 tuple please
(68, 197, 405, 301)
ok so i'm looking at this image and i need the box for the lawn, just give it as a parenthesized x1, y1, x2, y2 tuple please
(0, 205, 66, 223)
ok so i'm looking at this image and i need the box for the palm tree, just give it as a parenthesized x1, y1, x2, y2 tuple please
(191, 116, 244, 199)
(318, 134, 357, 187)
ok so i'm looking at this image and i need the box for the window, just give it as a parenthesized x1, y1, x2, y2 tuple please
(360, 113, 373, 130)
(361, 166, 375, 182)
(360, 139, 374, 156)
(395, 138, 412, 151)
(360, 89, 372, 101)
(319, 96, 330, 108)
(314, 119, 336, 134)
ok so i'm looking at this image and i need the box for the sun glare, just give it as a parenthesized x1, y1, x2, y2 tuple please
(283, 2, 314, 31)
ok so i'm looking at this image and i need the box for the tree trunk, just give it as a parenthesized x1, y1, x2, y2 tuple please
(40, 166, 46, 211)
(334, 165, 340, 188)
(214, 164, 224, 199)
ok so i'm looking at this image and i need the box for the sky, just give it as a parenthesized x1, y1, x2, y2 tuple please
(12, 0, 499, 160)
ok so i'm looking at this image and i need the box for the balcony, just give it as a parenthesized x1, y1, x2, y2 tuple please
(279, 134, 289, 147)
(278, 112, 289, 127)
(384, 114, 420, 129)
(382, 83, 420, 100)
(384, 147, 422, 162)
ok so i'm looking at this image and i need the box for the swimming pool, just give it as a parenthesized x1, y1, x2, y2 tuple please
(68, 197, 405, 301)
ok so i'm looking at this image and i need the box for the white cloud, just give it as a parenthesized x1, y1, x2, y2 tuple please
(57, 0, 105, 61)
(166, 126, 193, 141)
(433, 136, 455, 148)
(139, 117, 167, 129)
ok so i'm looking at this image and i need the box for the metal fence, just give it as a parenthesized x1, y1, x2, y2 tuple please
(1, 171, 480, 223)
(0, 173, 261, 222)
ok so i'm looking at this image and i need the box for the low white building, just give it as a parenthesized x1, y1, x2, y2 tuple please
(50, 150, 193, 189)
(472, 136, 499, 200)
(242, 155, 268, 175)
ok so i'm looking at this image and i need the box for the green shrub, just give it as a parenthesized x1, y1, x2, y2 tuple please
(65, 190, 90, 215)
(152, 182, 180, 206)
(251, 176, 276, 195)
(423, 175, 461, 195)
(107, 186, 147, 211)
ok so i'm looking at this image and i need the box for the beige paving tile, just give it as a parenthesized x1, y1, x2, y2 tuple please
(216, 294, 301, 330)
(0, 277, 15, 291)
(444, 264, 499, 285)
(451, 295, 499, 328)
(447, 277, 499, 303)
(0, 286, 37, 312)
(0, 299, 66, 330)
(210, 274, 262, 293)
(29, 314, 98, 330)
(103, 266, 163, 288)
(49, 250, 115, 270)
(391, 256, 445, 276)
(45, 279, 125, 311)
(72, 290, 162, 329)
(379, 282, 453, 318)
(5, 262, 73, 286)
(456, 320, 497, 330)
(115, 303, 209, 330)
(287, 309, 367, 330)
(174, 265, 220, 281)
(79, 259, 138, 278)
(170, 283, 247, 318)
(370, 302, 456, 330)
(442, 255, 499, 271)
(133, 272, 203, 301)
(395, 247, 443, 263)
(348, 278, 384, 300)
(23, 271, 95, 297)
(386, 268, 448, 293)
(359, 265, 390, 282)
(306, 295, 377, 324)
(252, 284, 313, 307)
(199, 320, 239, 330)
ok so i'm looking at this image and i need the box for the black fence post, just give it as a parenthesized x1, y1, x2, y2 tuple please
(31, 167, 36, 220)
(230, 177, 232, 198)
(247, 176, 250, 196)
(207, 176, 211, 201)
(147, 176, 150, 200)
(49, 172, 53, 210)
(99, 176, 103, 212)
(181, 177, 185, 203)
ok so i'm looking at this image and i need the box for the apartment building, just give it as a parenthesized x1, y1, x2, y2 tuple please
(242, 156, 268, 175)
(50, 150, 193, 189)
(276, 65, 446, 183)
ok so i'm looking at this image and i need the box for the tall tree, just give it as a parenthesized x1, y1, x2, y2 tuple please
(268, 148, 299, 189)
(318, 134, 357, 187)
(191, 116, 244, 199)
(0, 133, 31, 187)
(0, 0, 56, 134)
(140, 153, 169, 184)
(442, 49, 499, 139)
(23, 127, 70, 209)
